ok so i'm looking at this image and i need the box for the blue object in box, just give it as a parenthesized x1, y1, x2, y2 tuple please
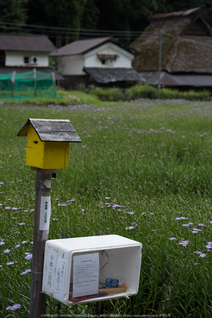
(105, 278, 119, 288)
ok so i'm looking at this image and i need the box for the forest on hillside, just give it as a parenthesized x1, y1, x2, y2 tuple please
(1, 0, 212, 46)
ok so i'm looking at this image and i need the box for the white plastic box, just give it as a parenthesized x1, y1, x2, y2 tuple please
(42, 234, 142, 305)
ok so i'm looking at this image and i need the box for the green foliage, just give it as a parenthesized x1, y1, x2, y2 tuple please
(89, 87, 125, 101)
(125, 84, 158, 100)
(80, 0, 100, 30)
(1, 100, 212, 317)
(0, 0, 27, 26)
(44, 0, 87, 30)
(88, 84, 212, 101)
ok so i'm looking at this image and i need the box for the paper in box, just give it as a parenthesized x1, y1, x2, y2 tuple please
(42, 234, 142, 305)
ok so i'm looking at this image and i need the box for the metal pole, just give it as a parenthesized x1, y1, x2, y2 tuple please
(96, 229, 102, 317)
(158, 31, 162, 99)
(30, 167, 56, 318)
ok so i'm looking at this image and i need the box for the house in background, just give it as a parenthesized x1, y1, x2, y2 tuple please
(0, 34, 63, 80)
(50, 37, 142, 89)
(130, 7, 212, 88)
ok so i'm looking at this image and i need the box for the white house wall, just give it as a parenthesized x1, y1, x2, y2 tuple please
(5, 51, 49, 67)
(56, 55, 84, 75)
(84, 43, 133, 68)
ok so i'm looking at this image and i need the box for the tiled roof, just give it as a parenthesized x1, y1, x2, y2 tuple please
(83, 67, 141, 83)
(0, 34, 56, 52)
(50, 37, 112, 56)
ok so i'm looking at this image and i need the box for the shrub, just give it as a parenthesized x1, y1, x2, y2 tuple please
(160, 88, 183, 99)
(183, 90, 211, 101)
(90, 87, 124, 101)
(125, 84, 158, 100)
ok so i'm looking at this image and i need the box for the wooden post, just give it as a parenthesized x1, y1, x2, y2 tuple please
(52, 72, 56, 97)
(34, 68, 37, 96)
(30, 167, 57, 318)
(11, 71, 15, 98)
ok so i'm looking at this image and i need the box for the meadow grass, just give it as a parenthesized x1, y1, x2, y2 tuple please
(0, 99, 212, 317)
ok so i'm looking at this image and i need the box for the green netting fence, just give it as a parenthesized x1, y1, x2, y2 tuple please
(0, 69, 57, 99)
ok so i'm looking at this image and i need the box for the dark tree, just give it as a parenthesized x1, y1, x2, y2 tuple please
(80, 0, 100, 31)
(0, 0, 27, 27)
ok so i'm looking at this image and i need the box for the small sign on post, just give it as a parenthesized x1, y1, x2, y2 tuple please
(17, 118, 81, 318)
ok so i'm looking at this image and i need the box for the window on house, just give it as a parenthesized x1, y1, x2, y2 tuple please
(32, 57, 37, 63)
(97, 54, 119, 66)
(0, 51, 5, 66)
(24, 57, 29, 63)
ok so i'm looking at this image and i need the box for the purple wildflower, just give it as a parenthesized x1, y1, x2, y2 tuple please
(200, 253, 206, 258)
(206, 245, 212, 249)
(15, 244, 21, 248)
(25, 254, 32, 260)
(127, 211, 135, 215)
(4, 249, 10, 253)
(198, 223, 205, 227)
(21, 270, 31, 275)
(179, 240, 189, 247)
(6, 306, 14, 310)
(18, 223, 25, 225)
(169, 237, 176, 240)
(25, 269, 31, 273)
(113, 204, 124, 208)
(0, 242, 5, 245)
(12, 304, 21, 310)
(58, 203, 66, 206)
(6, 262, 14, 265)
(125, 226, 135, 230)
(5, 207, 11, 209)
(105, 197, 110, 199)
(22, 241, 27, 244)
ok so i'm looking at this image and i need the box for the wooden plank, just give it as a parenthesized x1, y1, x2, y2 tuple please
(69, 287, 126, 298)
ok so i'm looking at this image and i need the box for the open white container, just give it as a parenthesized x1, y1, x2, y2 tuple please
(42, 234, 142, 305)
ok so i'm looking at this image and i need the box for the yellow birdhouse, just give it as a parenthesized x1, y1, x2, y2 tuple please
(17, 118, 81, 169)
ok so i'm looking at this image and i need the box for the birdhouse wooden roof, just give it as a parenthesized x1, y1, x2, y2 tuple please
(17, 118, 81, 142)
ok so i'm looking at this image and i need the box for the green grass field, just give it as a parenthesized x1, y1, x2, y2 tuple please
(1, 99, 212, 317)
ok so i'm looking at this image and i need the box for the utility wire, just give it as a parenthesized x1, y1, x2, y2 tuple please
(0, 21, 143, 35)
